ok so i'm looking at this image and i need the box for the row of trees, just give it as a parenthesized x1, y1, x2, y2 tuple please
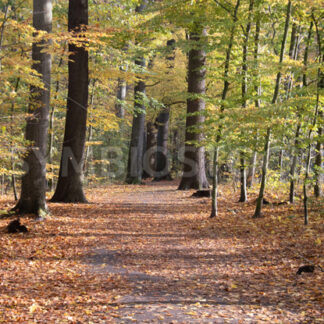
(0, 0, 322, 221)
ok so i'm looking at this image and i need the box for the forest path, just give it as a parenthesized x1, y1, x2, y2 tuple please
(82, 181, 318, 323)
(1, 182, 322, 323)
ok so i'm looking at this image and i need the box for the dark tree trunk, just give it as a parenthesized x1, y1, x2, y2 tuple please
(247, 151, 257, 188)
(314, 22, 323, 198)
(115, 78, 127, 119)
(314, 124, 322, 198)
(126, 59, 146, 184)
(238, 0, 254, 202)
(210, 147, 219, 218)
(178, 27, 209, 190)
(14, 0, 52, 216)
(51, 0, 88, 203)
(289, 123, 301, 203)
(125, 2, 147, 184)
(154, 108, 172, 181)
(239, 154, 247, 202)
(142, 122, 157, 178)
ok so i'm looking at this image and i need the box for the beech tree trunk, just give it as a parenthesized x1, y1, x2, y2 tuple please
(238, 0, 254, 202)
(142, 122, 157, 178)
(115, 78, 127, 119)
(51, 0, 88, 203)
(14, 0, 52, 216)
(126, 2, 147, 184)
(154, 108, 172, 181)
(126, 58, 146, 184)
(178, 27, 209, 190)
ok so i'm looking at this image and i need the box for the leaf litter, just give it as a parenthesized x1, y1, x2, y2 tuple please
(0, 181, 323, 323)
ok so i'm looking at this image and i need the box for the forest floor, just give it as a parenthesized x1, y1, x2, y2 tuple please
(0, 181, 323, 323)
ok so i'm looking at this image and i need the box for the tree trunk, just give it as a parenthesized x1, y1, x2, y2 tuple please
(304, 15, 322, 223)
(238, 0, 254, 202)
(126, 58, 146, 184)
(115, 78, 127, 119)
(210, 147, 219, 218)
(142, 121, 157, 178)
(313, 21, 323, 198)
(239, 154, 247, 202)
(289, 123, 301, 203)
(51, 0, 88, 203)
(14, 0, 52, 216)
(125, 2, 147, 184)
(178, 27, 209, 190)
(154, 108, 172, 181)
(48, 44, 66, 191)
(314, 125, 322, 197)
(247, 151, 257, 188)
(253, 0, 291, 218)
(209, 0, 240, 215)
(289, 21, 313, 203)
(247, 9, 260, 189)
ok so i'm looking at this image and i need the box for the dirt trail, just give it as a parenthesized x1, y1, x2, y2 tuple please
(83, 182, 321, 323)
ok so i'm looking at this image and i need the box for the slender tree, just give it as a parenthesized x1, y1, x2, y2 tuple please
(13, 0, 52, 216)
(210, 0, 241, 218)
(289, 21, 313, 203)
(247, 9, 261, 188)
(51, 0, 88, 202)
(313, 16, 323, 198)
(238, 0, 254, 202)
(303, 14, 323, 224)
(253, 0, 292, 218)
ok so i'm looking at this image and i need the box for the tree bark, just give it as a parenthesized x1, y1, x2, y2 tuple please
(51, 0, 88, 203)
(115, 78, 127, 119)
(210, 0, 240, 217)
(239, 0, 254, 202)
(289, 21, 313, 203)
(313, 20, 322, 198)
(142, 121, 157, 178)
(154, 108, 172, 180)
(253, 0, 291, 218)
(14, 0, 52, 216)
(126, 2, 148, 184)
(303, 15, 322, 224)
(126, 58, 146, 184)
(247, 151, 257, 188)
(48, 44, 66, 191)
(178, 27, 209, 190)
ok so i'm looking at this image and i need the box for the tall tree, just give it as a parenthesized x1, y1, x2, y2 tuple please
(238, 0, 254, 202)
(253, 0, 292, 218)
(178, 25, 209, 190)
(289, 21, 313, 203)
(51, 0, 88, 202)
(126, 1, 148, 184)
(154, 39, 176, 181)
(13, 0, 52, 217)
(210, 0, 241, 218)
